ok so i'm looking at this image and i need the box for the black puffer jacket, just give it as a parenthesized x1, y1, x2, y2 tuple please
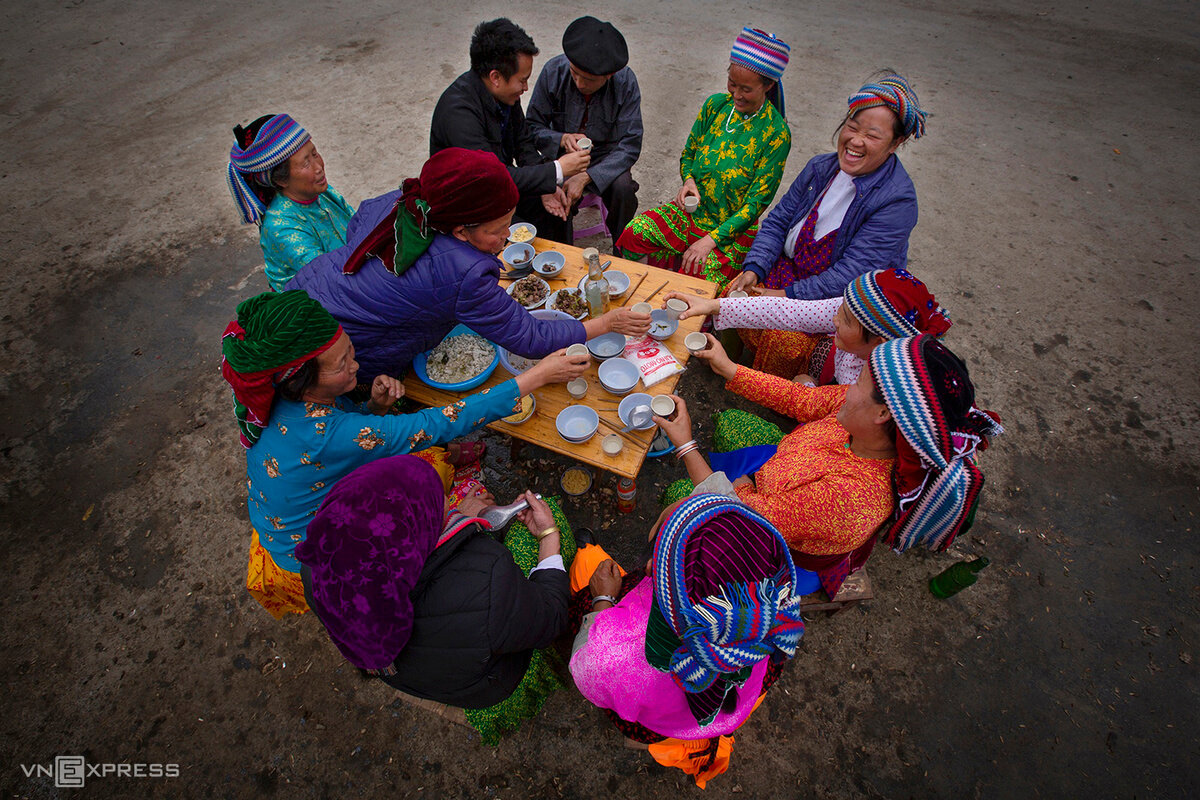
(303, 523, 569, 709)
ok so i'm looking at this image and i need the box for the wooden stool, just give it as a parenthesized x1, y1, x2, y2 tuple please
(800, 568, 874, 615)
(390, 690, 470, 727)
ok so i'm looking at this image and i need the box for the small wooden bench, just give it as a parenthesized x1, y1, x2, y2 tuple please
(799, 568, 874, 615)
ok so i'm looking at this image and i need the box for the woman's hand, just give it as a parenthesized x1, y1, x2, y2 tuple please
(689, 333, 738, 380)
(541, 188, 570, 221)
(515, 490, 556, 534)
(674, 178, 700, 209)
(732, 474, 756, 490)
(793, 372, 817, 387)
(368, 374, 405, 415)
(605, 307, 651, 336)
(749, 285, 786, 298)
(662, 291, 718, 320)
(652, 394, 694, 447)
(589, 559, 623, 602)
(518, 349, 589, 393)
(681, 234, 717, 275)
(457, 487, 496, 518)
(728, 270, 759, 293)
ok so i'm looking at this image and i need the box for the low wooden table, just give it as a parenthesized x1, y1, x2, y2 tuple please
(402, 240, 715, 480)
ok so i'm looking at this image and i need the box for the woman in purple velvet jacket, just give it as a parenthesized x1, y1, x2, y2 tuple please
(288, 148, 649, 381)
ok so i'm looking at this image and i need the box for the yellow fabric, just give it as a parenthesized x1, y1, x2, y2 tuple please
(246, 529, 309, 619)
(569, 544, 627, 593)
(409, 446, 454, 493)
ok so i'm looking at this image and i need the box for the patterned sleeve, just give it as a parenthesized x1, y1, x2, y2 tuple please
(726, 366, 848, 422)
(713, 296, 842, 333)
(679, 95, 719, 182)
(326, 378, 523, 458)
(710, 119, 791, 248)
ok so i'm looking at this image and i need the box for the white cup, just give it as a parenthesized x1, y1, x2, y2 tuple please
(727, 290, 748, 299)
(567, 378, 588, 399)
(650, 395, 676, 419)
(601, 433, 623, 456)
(684, 332, 709, 355)
(631, 302, 652, 315)
(565, 343, 591, 362)
(683, 196, 699, 214)
(577, 137, 593, 152)
(665, 298, 688, 321)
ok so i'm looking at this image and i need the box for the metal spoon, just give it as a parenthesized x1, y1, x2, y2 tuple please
(479, 493, 543, 531)
(621, 404, 653, 433)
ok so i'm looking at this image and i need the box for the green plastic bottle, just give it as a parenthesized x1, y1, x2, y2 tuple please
(929, 557, 990, 598)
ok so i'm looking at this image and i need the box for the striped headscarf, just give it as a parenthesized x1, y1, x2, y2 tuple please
(870, 336, 1003, 553)
(646, 494, 805, 726)
(730, 27, 790, 117)
(844, 268, 952, 340)
(221, 290, 342, 448)
(227, 114, 311, 225)
(847, 74, 928, 140)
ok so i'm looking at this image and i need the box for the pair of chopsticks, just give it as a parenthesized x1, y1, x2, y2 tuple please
(596, 416, 643, 443)
(618, 272, 648, 307)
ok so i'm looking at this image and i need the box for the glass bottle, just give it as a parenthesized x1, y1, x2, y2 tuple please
(583, 247, 610, 319)
(929, 556, 991, 598)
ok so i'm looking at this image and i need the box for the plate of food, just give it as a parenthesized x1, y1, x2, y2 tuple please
(508, 223, 536, 243)
(412, 325, 499, 391)
(546, 288, 588, 319)
(506, 275, 551, 310)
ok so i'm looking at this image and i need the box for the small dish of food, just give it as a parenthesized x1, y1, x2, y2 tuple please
(577, 270, 629, 298)
(532, 250, 566, 278)
(502, 242, 536, 267)
(647, 308, 679, 341)
(508, 223, 536, 243)
(502, 394, 536, 425)
(546, 288, 588, 319)
(506, 275, 551, 310)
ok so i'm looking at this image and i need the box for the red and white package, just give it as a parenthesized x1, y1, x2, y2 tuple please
(622, 336, 684, 388)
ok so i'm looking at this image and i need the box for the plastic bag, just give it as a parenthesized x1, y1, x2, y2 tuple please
(623, 336, 684, 388)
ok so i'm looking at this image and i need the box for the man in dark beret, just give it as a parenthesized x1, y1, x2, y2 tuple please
(527, 16, 642, 243)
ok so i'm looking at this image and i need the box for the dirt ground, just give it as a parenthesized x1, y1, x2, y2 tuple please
(1, 0, 1197, 797)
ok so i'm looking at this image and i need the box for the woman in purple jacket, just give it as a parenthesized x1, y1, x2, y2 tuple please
(724, 73, 928, 378)
(288, 148, 649, 382)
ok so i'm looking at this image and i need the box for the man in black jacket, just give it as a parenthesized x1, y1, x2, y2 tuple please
(430, 18, 590, 244)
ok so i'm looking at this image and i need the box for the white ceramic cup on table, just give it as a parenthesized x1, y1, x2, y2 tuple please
(567, 378, 588, 399)
(601, 434, 623, 456)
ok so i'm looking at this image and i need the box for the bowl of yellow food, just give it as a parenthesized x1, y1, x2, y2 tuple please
(560, 466, 593, 497)
(508, 223, 537, 243)
(502, 394, 536, 424)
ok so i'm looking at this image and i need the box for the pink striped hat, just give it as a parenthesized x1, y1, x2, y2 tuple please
(730, 27, 790, 83)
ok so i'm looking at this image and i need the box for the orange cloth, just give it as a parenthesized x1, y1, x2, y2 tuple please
(646, 696, 766, 788)
(246, 529, 309, 619)
(739, 328, 822, 380)
(726, 367, 894, 555)
(409, 446, 454, 493)
(569, 544, 627, 593)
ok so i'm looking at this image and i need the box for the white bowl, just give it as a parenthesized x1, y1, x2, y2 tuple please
(502, 242, 535, 267)
(586, 332, 626, 360)
(618, 393, 656, 431)
(555, 405, 599, 443)
(648, 309, 678, 341)
(577, 270, 630, 298)
(508, 222, 537, 243)
(532, 250, 566, 278)
(598, 358, 640, 395)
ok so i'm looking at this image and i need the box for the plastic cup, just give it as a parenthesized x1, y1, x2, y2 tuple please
(650, 395, 676, 419)
(567, 378, 588, 399)
(631, 302, 652, 315)
(684, 332, 709, 355)
(601, 434, 623, 457)
(665, 298, 688, 321)
(683, 196, 699, 214)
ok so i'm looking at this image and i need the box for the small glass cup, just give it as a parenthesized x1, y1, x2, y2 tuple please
(567, 378, 588, 400)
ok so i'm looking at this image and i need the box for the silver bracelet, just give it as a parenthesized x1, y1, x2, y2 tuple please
(591, 595, 617, 608)
(674, 439, 699, 460)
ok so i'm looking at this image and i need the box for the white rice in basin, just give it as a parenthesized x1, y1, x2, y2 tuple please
(425, 334, 493, 383)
